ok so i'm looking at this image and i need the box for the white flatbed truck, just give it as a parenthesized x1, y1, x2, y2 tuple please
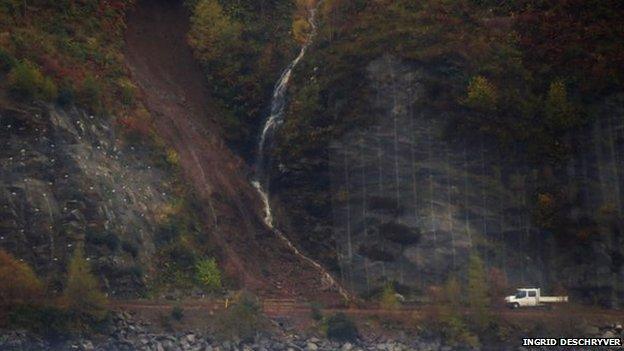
(505, 288, 568, 309)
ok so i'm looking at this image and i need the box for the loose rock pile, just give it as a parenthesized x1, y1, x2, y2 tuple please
(0, 312, 445, 351)
(2, 312, 622, 351)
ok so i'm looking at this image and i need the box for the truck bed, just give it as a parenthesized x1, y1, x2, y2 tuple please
(540, 296, 569, 303)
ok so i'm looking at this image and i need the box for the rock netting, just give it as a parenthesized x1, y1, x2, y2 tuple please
(0, 104, 179, 296)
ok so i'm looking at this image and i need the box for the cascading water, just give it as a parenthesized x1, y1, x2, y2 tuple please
(251, 2, 350, 301)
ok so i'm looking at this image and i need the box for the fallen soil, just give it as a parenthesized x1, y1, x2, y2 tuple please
(123, 0, 344, 303)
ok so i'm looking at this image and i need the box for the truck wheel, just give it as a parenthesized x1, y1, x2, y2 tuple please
(512, 303, 520, 309)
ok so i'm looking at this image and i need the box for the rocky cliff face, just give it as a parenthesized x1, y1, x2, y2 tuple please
(328, 55, 542, 294)
(275, 54, 624, 305)
(0, 104, 178, 296)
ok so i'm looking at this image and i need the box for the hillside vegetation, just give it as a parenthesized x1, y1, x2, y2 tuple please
(264, 0, 624, 298)
(0, 0, 224, 306)
(279, 0, 624, 165)
(186, 0, 300, 155)
(0, 0, 138, 113)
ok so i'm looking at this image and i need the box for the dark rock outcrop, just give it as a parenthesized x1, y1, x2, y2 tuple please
(0, 104, 176, 296)
(274, 54, 624, 306)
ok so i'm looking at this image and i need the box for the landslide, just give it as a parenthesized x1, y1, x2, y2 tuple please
(123, 0, 342, 303)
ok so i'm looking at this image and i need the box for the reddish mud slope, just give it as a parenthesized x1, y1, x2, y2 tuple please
(124, 0, 344, 303)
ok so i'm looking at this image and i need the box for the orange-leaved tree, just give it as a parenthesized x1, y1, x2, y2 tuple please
(0, 250, 44, 314)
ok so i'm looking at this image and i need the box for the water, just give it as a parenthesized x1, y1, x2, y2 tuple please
(252, 2, 350, 301)
(255, 6, 317, 183)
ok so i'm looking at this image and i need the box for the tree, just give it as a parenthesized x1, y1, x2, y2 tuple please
(326, 312, 358, 342)
(545, 80, 578, 130)
(443, 274, 462, 308)
(432, 274, 479, 348)
(467, 252, 490, 330)
(63, 244, 107, 321)
(292, 17, 311, 43)
(187, 0, 242, 63)
(8, 60, 43, 100)
(195, 258, 221, 292)
(0, 250, 44, 310)
(380, 283, 400, 310)
(487, 267, 509, 307)
(465, 76, 498, 112)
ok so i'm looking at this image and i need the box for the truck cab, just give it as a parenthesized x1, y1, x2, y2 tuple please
(505, 288, 539, 308)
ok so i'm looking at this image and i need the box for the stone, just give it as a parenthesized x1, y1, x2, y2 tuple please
(341, 342, 353, 351)
(140, 336, 151, 345)
(81, 340, 95, 351)
(306, 342, 318, 351)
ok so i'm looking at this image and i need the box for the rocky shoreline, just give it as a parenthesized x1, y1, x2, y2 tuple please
(0, 311, 443, 351)
(1, 312, 623, 351)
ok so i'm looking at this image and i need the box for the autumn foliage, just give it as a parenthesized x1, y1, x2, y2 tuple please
(0, 0, 136, 114)
(0, 250, 44, 310)
(62, 245, 108, 322)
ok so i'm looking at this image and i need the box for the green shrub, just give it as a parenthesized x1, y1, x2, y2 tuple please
(326, 312, 358, 342)
(214, 291, 267, 342)
(121, 240, 139, 258)
(545, 80, 579, 130)
(8, 61, 43, 100)
(79, 75, 103, 113)
(195, 258, 221, 292)
(7, 60, 58, 101)
(57, 81, 75, 106)
(436, 309, 480, 348)
(465, 76, 498, 112)
(62, 244, 108, 324)
(41, 76, 58, 101)
(380, 283, 400, 310)
(170, 305, 184, 321)
(8, 305, 74, 341)
(310, 301, 323, 321)
(467, 253, 490, 331)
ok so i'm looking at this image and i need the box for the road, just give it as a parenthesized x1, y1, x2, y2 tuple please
(110, 298, 624, 323)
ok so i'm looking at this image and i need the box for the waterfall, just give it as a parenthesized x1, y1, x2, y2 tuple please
(251, 2, 350, 301)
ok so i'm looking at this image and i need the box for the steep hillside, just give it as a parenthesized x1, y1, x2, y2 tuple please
(267, 0, 624, 306)
(0, 103, 185, 296)
(0, 0, 348, 303)
(124, 0, 346, 302)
